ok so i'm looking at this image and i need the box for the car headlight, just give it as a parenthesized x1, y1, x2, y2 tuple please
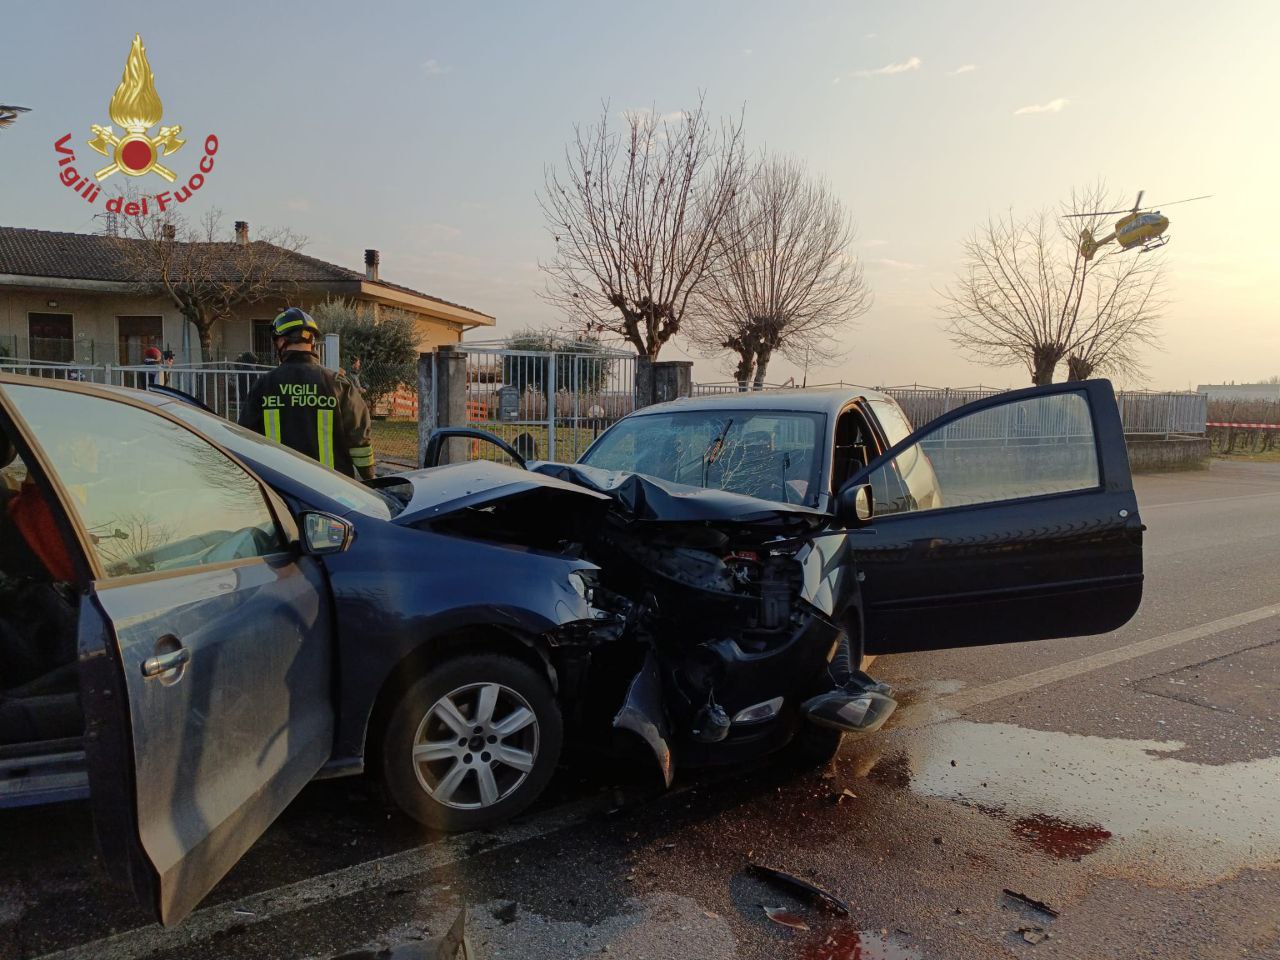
(568, 571, 595, 603)
(732, 696, 784, 725)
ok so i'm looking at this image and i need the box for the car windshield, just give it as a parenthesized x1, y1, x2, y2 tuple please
(580, 409, 826, 507)
(162, 401, 399, 520)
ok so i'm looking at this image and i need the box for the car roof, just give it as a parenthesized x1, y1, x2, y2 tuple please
(0, 371, 167, 404)
(628, 386, 893, 418)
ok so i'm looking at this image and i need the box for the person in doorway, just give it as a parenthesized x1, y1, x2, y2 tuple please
(237, 308, 376, 479)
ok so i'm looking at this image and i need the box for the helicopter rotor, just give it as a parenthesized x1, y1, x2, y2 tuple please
(1064, 192, 1211, 219)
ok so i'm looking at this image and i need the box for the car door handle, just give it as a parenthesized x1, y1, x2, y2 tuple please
(141, 645, 190, 679)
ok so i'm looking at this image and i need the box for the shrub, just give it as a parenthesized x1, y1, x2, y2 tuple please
(313, 299, 418, 412)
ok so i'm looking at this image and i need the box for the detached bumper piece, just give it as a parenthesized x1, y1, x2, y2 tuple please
(613, 651, 675, 788)
(800, 688, 896, 734)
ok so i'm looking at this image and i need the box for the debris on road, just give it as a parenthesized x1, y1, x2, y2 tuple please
(832, 788, 858, 804)
(1020, 926, 1050, 944)
(762, 905, 810, 930)
(748, 863, 851, 915)
(328, 905, 473, 960)
(1002, 888, 1061, 918)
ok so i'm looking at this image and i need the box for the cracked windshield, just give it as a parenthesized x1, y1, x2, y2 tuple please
(582, 410, 824, 506)
(0, 2, 1276, 959)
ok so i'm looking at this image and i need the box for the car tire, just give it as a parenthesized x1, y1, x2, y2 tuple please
(381, 654, 563, 832)
(789, 722, 845, 768)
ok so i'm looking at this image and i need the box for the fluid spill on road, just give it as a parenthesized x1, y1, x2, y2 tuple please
(1010, 813, 1112, 859)
(799, 927, 922, 960)
(881, 720, 1280, 884)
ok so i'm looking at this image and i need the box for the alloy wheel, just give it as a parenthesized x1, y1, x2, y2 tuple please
(412, 681, 541, 810)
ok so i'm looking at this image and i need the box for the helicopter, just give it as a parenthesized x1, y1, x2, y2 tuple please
(1065, 190, 1209, 260)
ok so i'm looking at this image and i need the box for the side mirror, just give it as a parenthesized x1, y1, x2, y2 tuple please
(300, 512, 355, 555)
(835, 483, 874, 528)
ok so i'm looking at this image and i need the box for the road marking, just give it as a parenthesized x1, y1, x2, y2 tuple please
(922, 603, 1280, 717)
(1141, 491, 1280, 509)
(32, 794, 609, 960)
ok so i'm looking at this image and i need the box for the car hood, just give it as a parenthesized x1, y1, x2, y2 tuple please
(376, 460, 832, 536)
(375, 460, 612, 527)
(530, 462, 831, 534)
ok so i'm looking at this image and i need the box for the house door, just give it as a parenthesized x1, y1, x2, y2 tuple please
(28, 313, 73, 362)
(118, 316, 163, 364)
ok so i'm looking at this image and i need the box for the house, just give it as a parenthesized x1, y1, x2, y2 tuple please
(0, 224, 495, 365)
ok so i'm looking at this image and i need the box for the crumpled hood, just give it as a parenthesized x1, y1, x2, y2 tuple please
(379, 460, 611, 526)
(530, 462, 831, 534)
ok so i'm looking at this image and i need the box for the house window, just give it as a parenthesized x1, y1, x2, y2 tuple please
(118, 316, 164, 364)
(251, 320, 275, 363)
(28, 313, 73, 363)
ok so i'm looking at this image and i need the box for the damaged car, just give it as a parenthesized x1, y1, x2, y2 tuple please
(425, 380, 1145, 791)
(0, 375, 1141, 926)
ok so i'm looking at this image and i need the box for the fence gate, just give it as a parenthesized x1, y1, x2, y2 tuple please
(459, 346, 637, 463)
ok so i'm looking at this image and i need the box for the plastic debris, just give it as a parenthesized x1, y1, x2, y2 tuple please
(1003, 889, 1060, 918)
(748, 863, 851, 915)
(763, 905, 810, 930)
(1020, 926, 1049, 944)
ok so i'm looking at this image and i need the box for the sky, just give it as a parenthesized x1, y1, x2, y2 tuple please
(3, 0, 1277, 390)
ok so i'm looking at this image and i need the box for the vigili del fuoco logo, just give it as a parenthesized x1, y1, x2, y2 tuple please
(52, 33, 220, 215)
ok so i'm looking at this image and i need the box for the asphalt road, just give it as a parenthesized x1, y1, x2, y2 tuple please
(3, 460, 1278, 960)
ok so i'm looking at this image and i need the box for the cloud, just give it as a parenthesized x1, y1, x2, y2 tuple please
(950, 64, 977, 75)
(868, 257, 921, 270)
(864, 32, 878, 39)
(285, 197, 311, 212)
(422, 58, 451, 76)
(852, 56, 921, 78)
(742, 47, 753, 56)
(1014, 97, 1069, 115)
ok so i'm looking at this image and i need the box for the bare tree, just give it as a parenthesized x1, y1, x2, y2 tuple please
(114, 207, 305, 359)
(539, 99, 747, 360)
(687, 157, 871, 389)
(942, 183, 1164, 385)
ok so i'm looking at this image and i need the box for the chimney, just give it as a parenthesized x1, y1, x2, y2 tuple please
(161, 223, 176, 241)
(364, 248, 380, 282)
(234, 220, 249, 245)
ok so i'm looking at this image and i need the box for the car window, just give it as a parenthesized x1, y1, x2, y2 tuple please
(865, 399, 914, 447)
(865, 391, 1100, 518)
(5, 385, 285, 578)
(161, 400, 397, 520)
(581, 409, 825, 507)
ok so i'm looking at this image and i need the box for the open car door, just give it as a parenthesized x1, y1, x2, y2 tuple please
(1, 379, 335, 926)
(846, 380, 1143, 654)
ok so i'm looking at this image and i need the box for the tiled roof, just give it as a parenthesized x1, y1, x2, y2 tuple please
(0, 226, 492, 319)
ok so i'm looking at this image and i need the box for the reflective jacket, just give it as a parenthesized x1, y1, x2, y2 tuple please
(237, 352, 375, 477)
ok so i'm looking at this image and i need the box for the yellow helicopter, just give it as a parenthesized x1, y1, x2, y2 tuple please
(1066, 190, 1209, 260)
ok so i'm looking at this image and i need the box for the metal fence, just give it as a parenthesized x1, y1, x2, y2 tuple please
(460, 346, 638, 463)
(693, 381, 1208, 437)
(0, 358, 272, 420)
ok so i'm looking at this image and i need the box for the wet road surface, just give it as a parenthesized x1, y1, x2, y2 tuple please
(3, 460, 1278, 960)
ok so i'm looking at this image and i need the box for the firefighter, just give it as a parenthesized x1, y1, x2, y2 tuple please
(237, 308, 376, 479)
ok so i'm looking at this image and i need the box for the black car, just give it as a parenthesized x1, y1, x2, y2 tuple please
(0, 375, 1142, 925)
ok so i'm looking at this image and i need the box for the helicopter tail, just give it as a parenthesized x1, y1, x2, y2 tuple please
(1079, 229, 1098, 261)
